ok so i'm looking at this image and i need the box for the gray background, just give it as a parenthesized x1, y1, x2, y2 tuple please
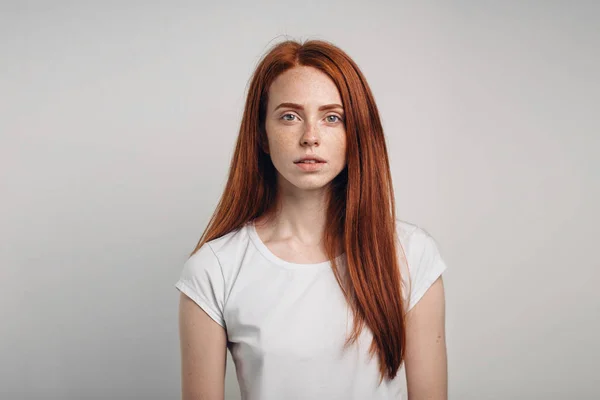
(2, 1, 598, 399)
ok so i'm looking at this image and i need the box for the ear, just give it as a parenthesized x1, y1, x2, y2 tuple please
(260, 130, 270, 154)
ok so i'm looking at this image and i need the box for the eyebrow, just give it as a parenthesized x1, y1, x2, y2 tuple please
(273, 102, 344, 112)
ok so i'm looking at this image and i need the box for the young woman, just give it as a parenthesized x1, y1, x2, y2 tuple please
(175, 39, 448, 400)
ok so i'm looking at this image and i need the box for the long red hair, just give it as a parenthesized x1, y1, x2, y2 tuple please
(190, 39, 407, 383)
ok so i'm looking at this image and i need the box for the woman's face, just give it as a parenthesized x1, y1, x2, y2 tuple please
(263, 66, 347, 193)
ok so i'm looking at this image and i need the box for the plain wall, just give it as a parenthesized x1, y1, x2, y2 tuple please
(1, 1, 598, 399)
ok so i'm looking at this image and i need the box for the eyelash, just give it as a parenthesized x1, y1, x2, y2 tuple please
(281, 113, 343, 123)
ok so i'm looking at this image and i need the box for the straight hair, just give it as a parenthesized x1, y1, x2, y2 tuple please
(190, 39, 408, 384)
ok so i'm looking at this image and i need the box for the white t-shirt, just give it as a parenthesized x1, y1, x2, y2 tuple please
(175, 218, 448, 400)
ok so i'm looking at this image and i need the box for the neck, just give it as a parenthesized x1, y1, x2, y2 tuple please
(256, 183, 332, 247)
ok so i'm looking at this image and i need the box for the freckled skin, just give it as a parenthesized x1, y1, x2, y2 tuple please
(264, 66, 347, 193)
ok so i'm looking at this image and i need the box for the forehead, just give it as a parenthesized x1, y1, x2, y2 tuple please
(268, 66, 342, 106)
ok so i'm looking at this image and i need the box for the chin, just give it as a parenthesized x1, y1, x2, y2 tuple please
(278, 173, 334, 191)
(294, 181, 332, 191)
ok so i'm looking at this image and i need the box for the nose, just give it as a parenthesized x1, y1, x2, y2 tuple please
(300, 121, 320, 147)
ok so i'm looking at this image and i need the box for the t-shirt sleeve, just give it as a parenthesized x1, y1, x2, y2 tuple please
(403, 228, 448, 312)
(175, 242, 226, 328)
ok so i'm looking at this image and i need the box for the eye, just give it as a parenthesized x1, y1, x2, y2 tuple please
(281, 113, 298, 121)
(326, 115, 343, 123)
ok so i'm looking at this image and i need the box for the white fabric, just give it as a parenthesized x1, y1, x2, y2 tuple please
(175, 218, 448, 400)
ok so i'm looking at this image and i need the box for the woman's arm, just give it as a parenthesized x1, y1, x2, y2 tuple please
(178, 292, 228, 400)
(404, 276, 448, 400)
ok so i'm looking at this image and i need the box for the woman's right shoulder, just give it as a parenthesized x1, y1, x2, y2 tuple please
(176, 223, 251, 328)
(185, 222, 251, 274)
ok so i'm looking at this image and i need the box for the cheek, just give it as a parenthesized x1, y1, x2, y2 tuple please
(331, 132, 347, 161)
(266, 121, 301, 144)
(265, 126, 296, 162)
(269, 134, 296, 159)
(270, 131, 292, 147)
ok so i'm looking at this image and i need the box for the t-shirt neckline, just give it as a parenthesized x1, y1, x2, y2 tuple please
(246, 219, 346, 270)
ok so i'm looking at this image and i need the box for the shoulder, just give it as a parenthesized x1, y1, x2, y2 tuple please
(395, 217, 437, 253)
(394, 217, 448, 312)
(394, 218, 422, 241)
(176, 223, 251, 327)
(186, 222, 250, 274)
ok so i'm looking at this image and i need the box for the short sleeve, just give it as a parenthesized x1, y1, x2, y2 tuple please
(402, 228, 448, 312)
(175, 243, 226, 328)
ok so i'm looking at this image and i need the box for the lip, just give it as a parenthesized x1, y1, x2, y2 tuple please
(295, 161, 326, 172)
(295, 155, 326, 163)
